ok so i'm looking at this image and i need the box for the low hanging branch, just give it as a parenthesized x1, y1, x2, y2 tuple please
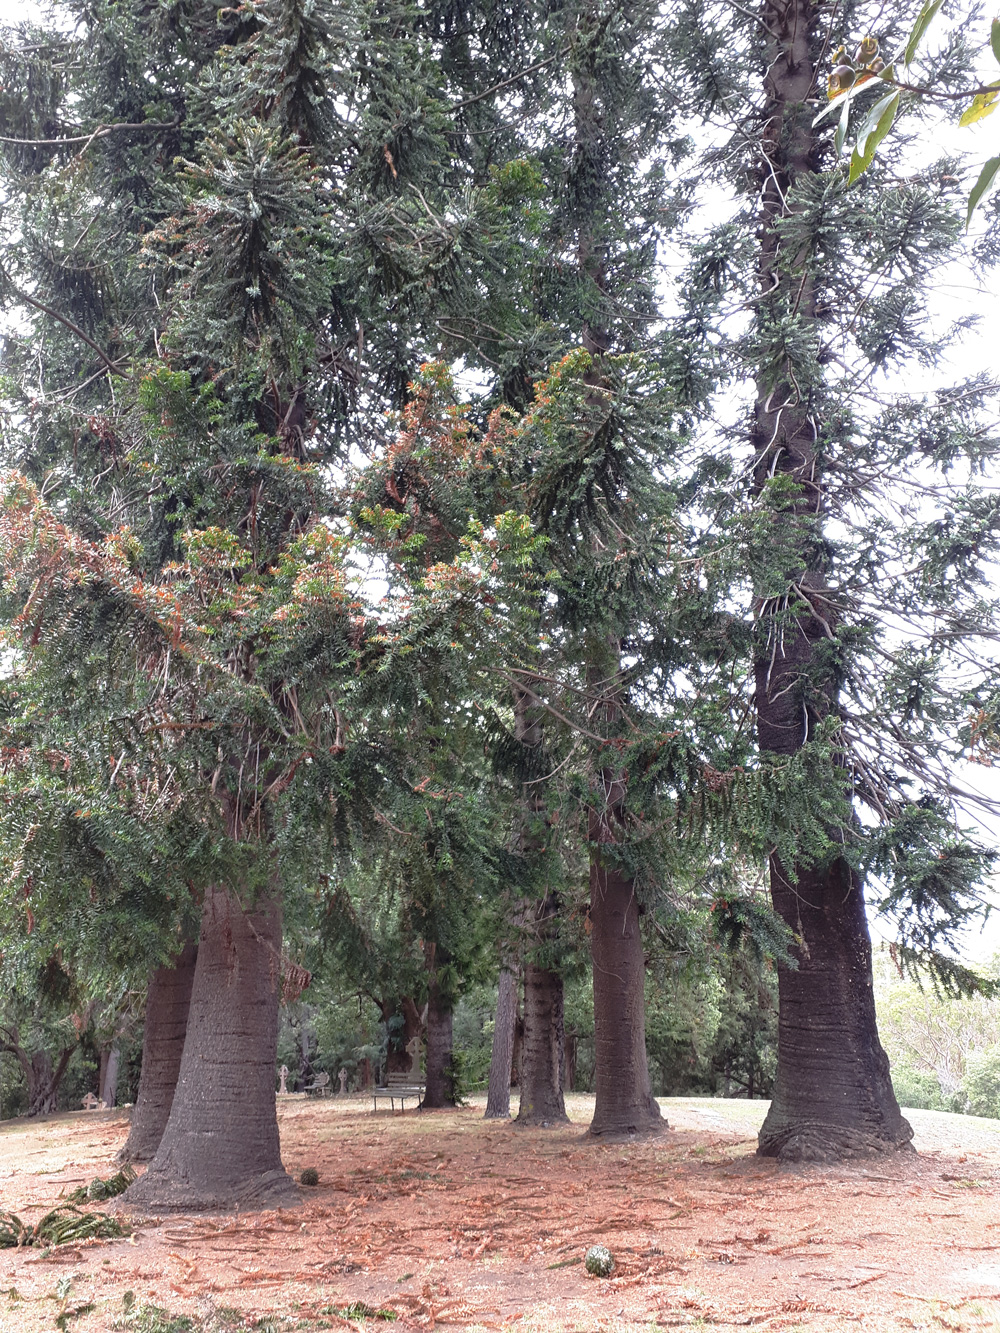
(0, 118, 180, 148)
(9, 285, 125, 377)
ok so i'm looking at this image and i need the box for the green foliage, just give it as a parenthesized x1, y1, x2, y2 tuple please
(1, 0, 997, 1152)
(0, 1206, 129, 1248)
(710, 894, 795, 968)
(114, 1299, 287, 1333)
(584, 1245, 615, 1277)
(866, 802, 997, 994)
(957, 1046, 1000, 1118)
(329, 1305, 396, 1322)
(451, 988, 497, 1090)
(116, 1304, 194, 1333)
(890, 1064, 949, 1111)
(66, 1165, 137, 1204)
(825, 3, 1000, 219)
(875, 949, 1000, 1111)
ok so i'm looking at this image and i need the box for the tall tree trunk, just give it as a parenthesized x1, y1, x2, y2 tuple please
(508, 680, 568, 1127)
(511, 1006, 523, 1088)
(118, 942, 197, 1163)
(25, 1046, 73, 1116)
(565, 16, 663, 1141)
(120, 887, 298, 1212)
(563, 1031, 577, 1093)
(485, 964, 519, 1118)
(751, 0, 910, 1162)
(515, 894, 568, 1126)
(298, 1004, 315, 1087)
(99, 1044, 120, 1108)
(588, 792, 663, 1136)
(757, 858, 911, 1158)
(2, 1019, 80, 1117)
(422, 943, 455, 1108)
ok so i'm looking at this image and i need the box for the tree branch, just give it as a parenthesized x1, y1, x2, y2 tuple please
(0, 119, 179, 148)
(450, 49, 569, 111)
(11, 285, 125, 377)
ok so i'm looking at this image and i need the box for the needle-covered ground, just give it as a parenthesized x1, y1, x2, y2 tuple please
(2, 1092, 1000, 1332)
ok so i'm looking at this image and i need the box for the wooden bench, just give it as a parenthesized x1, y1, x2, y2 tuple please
(304, 1072, 331, 1097)
(373, 1071, 425, 1112)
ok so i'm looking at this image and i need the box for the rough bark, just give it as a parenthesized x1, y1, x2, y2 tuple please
(564, 17, 664, 1141)
(515, 941, 568, 1126)
(99, 1044, 120, 1109)
(119, 887, 299, 1213)
(118, 942, 197, 1163)
(381, 996, 423, 1075)
(422, 943, 455, 1108)
(511, 1008, 523, 1087)
(485, 965, 519, 1119)
(563, 1031, 577, 1093)
(507, 681, 567, 1128)
(423, 994, 454, 1107)
(28, 1047, 73, 1116)
(751, 0, 911, 1162)
(0, 1028, 75, 1117)
(588, 802, 664, 1137)
(757, 858, 912, 1159)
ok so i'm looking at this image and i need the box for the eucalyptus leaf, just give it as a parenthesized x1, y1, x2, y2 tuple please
(966, 155, 1000, 226)
(855, 89, 899, 154)
(835, 95, 850, 157)
(959, 85, 1000, 127)
(848, 92, 899, 185)
(904, 0, 945, 65)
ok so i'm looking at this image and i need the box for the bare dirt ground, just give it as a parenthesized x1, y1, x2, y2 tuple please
(3, 1093, 1000, 1332)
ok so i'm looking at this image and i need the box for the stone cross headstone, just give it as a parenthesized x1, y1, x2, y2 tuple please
(278, 1064, 289, 1096)
(338, 1067, 348, 1095)
(404, 1033, 419, 1074)
(81, 1092, 99, 1111)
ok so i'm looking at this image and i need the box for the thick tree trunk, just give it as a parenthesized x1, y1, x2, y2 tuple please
(26, 1046, 73, 1116)
(588, 821, 664, 1137)
(382, 996, 423, 1074)
(118, 942, 197, 1163)
(515, 951, 568, 1126)
(485, 965, 519, 1119)
(423, 967, 455, 1108)
(1, 1022, 76, 1117)
(515, 889, 568, 1127)
(751, 0, 910, 1162)
(120, 887, 298, 1213)
(508, 683, 568, 1127)
(757, 858, 912, 1159)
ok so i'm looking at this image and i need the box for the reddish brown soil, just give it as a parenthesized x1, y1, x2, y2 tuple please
(3, 1093, 1000, 1331)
